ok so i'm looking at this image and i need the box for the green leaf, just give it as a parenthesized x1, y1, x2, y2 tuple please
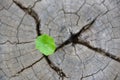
(35, 34, 56, 56)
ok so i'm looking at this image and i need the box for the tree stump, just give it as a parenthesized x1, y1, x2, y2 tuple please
(0, 0, 120, 80)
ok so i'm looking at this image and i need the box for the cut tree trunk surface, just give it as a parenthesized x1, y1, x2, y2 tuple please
(0, 0, 120, 80)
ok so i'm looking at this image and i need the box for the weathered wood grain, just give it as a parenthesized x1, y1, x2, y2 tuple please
(0, 0, 120, 80)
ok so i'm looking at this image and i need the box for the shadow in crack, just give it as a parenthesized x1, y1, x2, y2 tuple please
(13, 0, 68, 79)
(13, 0, 120, 80)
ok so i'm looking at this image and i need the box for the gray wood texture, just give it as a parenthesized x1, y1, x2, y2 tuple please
(0, 0, 120, 80)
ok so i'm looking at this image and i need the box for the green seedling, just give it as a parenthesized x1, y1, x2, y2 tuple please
(35, 34, 56, 56)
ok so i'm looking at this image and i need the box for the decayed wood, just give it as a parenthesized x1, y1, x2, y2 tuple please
(0, 0, 120, 80)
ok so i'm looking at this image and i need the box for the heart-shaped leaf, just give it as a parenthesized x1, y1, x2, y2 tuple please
(35, 34, 56, 56)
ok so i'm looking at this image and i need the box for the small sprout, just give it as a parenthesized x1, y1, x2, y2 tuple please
(35, 34, 56, 56)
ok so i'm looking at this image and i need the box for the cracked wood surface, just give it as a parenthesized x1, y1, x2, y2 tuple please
(0, 0, 120, 80)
